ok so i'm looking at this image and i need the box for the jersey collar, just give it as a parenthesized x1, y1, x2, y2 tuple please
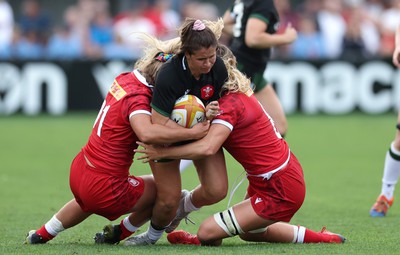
(133, 69, 154, 88)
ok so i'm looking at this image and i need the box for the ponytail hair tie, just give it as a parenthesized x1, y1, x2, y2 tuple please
(193, 20, 206, 31)
(155, 52, 174, 62)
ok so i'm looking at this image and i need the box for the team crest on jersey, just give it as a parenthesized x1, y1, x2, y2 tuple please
(109, 80, 127, 101)
(201, 85, 214, 100)
(128, 177, 139, 187)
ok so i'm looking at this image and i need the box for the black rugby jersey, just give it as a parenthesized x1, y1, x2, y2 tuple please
(151, 53, 228, 117)
(229, 0, 279, 68)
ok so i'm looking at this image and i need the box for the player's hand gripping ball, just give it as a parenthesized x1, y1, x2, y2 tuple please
(170, 95, 205, 128)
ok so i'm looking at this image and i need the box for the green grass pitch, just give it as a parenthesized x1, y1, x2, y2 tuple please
(0, 112, 398, 255)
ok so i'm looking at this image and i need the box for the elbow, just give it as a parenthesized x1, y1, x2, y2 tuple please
(244, 33, 261, 48)
(137, 130, 157, 144)
(245, 35, 266, 49)
(245, 39, 258, 48)
(199, 143, 219, 157)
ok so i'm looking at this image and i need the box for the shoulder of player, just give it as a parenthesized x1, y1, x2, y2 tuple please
(213, 57, 227, 72)
(254, 0, 275, 9)
(249, 0, 277, 17)
(210, 57, 228, 82)
(220, 92, 248, 106)
(156, 55, 189, 89)
(114, 71, 152, 95)
(157, 56, 183, 80)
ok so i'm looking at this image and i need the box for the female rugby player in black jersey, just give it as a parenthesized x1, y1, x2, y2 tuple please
(124, 18, 230, 245)
(223, 0, 297, 137)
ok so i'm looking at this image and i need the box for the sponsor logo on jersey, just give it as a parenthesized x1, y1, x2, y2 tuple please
(201, 85, 214, 100)
(109, 80, 127, 101)
(128, 177, 140, 187)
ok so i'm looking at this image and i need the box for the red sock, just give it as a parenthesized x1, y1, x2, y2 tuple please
(36, 225, 55, 242)
(119, 219, 135, 241)
(303, 229, 324, 243)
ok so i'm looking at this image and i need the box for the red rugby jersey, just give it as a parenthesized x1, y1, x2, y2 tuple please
(83, 70, 153, 176)
(213, 92, 289, 176)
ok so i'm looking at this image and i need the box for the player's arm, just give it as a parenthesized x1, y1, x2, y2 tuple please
(393, 25, 400, 68)
(130, 113, 209, 144)
(135, 123, 231, 161)
(205, 101, 220, 120)
(222, 9, 234, 37)
(150, 108, 180, 128)
(245, 18, 297, 49)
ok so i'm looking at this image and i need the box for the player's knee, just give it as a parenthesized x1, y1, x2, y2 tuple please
(197, 222, 213, 241)
(213, 207, 244, 236)
(157, 193, 180, 214)
(239, 232, 252, 241)
(239, 227, 268, 241)
(161, 200, 178, 214)
(203, 185, 227, 204)
(197, 221, 222, 246)
(393, 139, 400, 151)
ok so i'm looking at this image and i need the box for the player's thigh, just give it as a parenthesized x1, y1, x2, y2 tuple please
(150, 160, 181, 201)
(56, 199, 92, 229)
(130, 174, 157, 211)
(197, 214, 229, 242)
(232, 199, 275, 232)
(198, 199, 274, 242)
(193, 149, 228, 194)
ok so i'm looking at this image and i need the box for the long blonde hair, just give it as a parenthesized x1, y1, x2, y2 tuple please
(133, 34, 181, 84)
(217, 44, 252, 94)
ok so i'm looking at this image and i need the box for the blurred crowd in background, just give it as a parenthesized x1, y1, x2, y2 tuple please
(0, 0, 400, 61)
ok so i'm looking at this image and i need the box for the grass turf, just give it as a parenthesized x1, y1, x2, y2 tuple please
(0, 112, 397, 255)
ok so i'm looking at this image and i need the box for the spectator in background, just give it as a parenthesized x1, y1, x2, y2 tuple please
(297, 0, 322, 16)
(0, 26, 18, 59)
(363, 0, 384, 53)
(341, 2, 380, 59)
(46, 6, 84, 59)
(364, 0, 384, 19)
(4, 0, 396, 61)
(65, 0, 101, 59)
(379, 0, 400, 56)
(103, 33, 138, 60)
(180, 1, 219, 21)
(88, 0, 113, 48)
(113, 1, 157, 59)
(12, 25, 45, 59)
(18, 0, 51, 46)
(316, 0, 346, 58)
(289, 14, 326, 59)
(142, 0, 181, 40)
(273, 0, 299, 58)
(46, 23, 83, 59)
(0, 0, 14, 57)
(275, 0, 299, 28)
(342, 15, 367, 59)
(12, 0, 51, 59)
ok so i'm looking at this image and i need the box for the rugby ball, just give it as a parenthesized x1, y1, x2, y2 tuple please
(171, 95, 205, 128)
